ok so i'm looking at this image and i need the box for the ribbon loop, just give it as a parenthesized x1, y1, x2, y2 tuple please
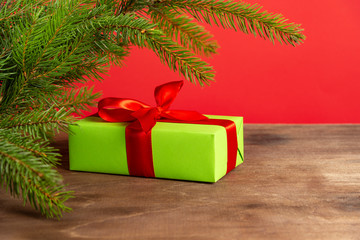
(155, 80, 184, 110)
(98, 98, 150, 122)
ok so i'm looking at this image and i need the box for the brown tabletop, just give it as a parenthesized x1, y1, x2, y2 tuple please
(1, 124, 360, 239)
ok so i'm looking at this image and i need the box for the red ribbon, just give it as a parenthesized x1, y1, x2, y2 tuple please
(98, 81, 238, 178)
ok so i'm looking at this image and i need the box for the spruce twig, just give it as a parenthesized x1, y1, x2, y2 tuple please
(154, 0, 305, 46)
(149, 7, 219, 56)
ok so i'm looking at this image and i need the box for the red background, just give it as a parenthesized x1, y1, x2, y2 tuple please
(90, 0, 360, 123)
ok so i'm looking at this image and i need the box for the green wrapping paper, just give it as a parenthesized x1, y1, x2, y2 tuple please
(68, 115, 244, 182)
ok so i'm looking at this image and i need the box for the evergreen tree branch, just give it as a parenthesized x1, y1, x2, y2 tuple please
(0, 1, 25, 22)
(35, 34, 88, 80)
(1, 4, 49, 107)
(92, 39, 130, 66)
(0, 107, 71, 140)
(149, 7, 219, 56)
(21, 11, 38, 80)
(155, 0, 305, 45)
(94, 13, 215, 85)
(145, 33, 214, 85)
(30, 0, 86, 74)
(0, 130, 73, 219)
(51, 86, 102, 114)
(0, 149, 44, 178)
(1, 129, 61, 165)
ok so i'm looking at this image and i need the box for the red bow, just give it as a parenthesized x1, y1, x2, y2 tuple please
(98, 81, 207, 132)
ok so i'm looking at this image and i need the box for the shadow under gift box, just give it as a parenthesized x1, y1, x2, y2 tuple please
(68, 115, 244, 182)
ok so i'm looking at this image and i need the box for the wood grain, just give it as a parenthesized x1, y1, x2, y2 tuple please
(1, 125, 360, 240)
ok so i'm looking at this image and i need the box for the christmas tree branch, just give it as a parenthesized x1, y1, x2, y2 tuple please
(22, 176, 73, 219)
(0, 107, 70, 140)
(155, 0, 305, 45)
(145, 34, 214, 85)
(0, 1, 24, 22)
(92, 39, 130, 66)
(94, 13, 214, 85)
(30, 0, 84, 74)
(1, 130, 61, 165)
(0, 149, 44, 178)
(35, 35, 87, 80)
(51, 86, 101, 114)
(0, 130, 73, 219)
(149, 7, 219, 56)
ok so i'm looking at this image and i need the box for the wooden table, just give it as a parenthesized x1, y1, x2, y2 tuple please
(1, 125, 360, 239)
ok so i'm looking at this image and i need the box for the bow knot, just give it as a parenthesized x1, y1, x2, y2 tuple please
(98, 81, 208, 132)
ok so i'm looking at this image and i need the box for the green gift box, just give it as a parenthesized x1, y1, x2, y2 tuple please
(68, 115, 244, 182)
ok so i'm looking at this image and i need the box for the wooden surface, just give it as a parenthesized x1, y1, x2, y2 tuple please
(1, 124, 360, 240)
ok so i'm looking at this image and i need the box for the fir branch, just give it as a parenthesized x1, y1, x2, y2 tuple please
(145, 34, 214, 85)
(0, 149, 44, 178)
(35, 34, 88, 80)
(149, 7, 219, 56)
(0, 1, 26, 22)
(22, 175, 73, 219)
(94, 13, 215, 85)
(1, 130, 61, 166)
(115, 0, 149, 15)
(156, 0, 305, 46)
(0, 130, 73, 219)
(0, 51, 14, 82)
(1, 4, 48, 107)
(30, 0, 86, 74)
(21, 11, 38, 80)
(93, 39, 130, 66)
(0, 107, 71, 140)
(51, 86, 102, 114)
